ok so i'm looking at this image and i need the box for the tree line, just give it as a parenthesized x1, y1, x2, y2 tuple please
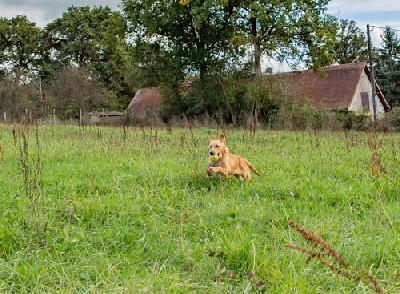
(0, 1, 399, 124)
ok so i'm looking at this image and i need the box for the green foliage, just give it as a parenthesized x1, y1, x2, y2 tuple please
(375, 26, 400, 107)
(160, 75, 280, 125)
(42, 6, 133, 107)
(122, 0, 237, 84)
(335, 110, 371, 130)
(0, 125, 399, 292)
(382, 107, 400, 131)
(244, 81, 280, 125)
(273, 100, 332, 130)
(0, 15, 42, 75)
(127, 41, 186, 90)
(223, 76, 254, 124)
(160, 77, 226, 122)
(226, 0, 336, 76)
(334, 19, 368, 64)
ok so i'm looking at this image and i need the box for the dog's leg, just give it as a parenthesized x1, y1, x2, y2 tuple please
(243, 170, 252, 181)
(235, 174, 245, 181)
(209, 166, 230, 176)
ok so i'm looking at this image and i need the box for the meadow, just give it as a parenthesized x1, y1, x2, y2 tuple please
(0, 124, 399, 293)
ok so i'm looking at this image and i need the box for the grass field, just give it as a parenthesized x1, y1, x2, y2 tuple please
(0, 124, 399, 293)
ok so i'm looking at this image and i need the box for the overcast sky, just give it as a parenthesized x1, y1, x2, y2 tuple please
(1, 0, 400, 29)
(328, 0, 400, 44)
(1, 0, 399, 71)
(0, 0, 120, 27)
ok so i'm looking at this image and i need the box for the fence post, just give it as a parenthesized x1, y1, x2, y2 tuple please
(3, 112, 6, 122)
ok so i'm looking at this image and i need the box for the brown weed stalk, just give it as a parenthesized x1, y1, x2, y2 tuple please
(285, 220, 383, 294)
(0, 141, 3, 162)
(366, 129, 386, 175)
(13, 124, 46, 235)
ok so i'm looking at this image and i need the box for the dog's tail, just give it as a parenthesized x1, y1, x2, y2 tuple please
(244, 159, 261, 176)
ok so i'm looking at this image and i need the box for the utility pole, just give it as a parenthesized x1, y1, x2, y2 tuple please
(367, 24, 378, 122)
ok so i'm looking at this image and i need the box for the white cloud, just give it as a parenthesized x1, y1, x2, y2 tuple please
(327, 0, 400, 46)
(0, 5, 47, 27)
(328, 0, 400, 13)
(0, 0, 120, 27)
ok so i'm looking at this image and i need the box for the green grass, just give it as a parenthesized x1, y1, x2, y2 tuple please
(0, 124, 399, 293)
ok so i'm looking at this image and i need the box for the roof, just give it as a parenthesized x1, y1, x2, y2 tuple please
(267, 62, 390, 112)
(127, 87, 162, 120)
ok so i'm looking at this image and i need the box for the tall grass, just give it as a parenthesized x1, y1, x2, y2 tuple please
(0, 124, 399, 293)
(285, 220, 383, 293)
(12, 124, 47, 239)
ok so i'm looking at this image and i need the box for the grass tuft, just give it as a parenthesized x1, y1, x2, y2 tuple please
(285, 220, 384, 294)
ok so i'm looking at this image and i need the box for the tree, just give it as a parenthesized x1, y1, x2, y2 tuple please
(225, 0, 337, 78)
(122, 0, 237, 83)
(0, 15, 42, 76)
(43, 6, 133, 107)
(0, 75, 40, 120)
(47, 67, 113, 119)
(0, 17, 9, 76)
(333, 19, 367, 64)
(122, 0, 242, 121)
(375, 26, 400, 107)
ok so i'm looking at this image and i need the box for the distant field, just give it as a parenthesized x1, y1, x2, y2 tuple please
(0, 124, 399, 293)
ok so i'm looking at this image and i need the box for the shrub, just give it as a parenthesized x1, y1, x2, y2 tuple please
(335, 110, 371, 130)
(381, 107, 400, 131)
(272, 100, 329, 130)
(244, 81, 280, 126)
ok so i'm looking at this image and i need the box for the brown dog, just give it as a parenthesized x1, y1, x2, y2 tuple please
(206, 133, 260, 181)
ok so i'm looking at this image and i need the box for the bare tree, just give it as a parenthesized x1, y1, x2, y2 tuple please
(0, 74, 39, 121)
(47, 67, 114, 119)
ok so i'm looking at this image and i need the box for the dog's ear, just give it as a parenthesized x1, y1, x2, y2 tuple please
(209, 136, 215, 142)
(219, 133, 225, 143)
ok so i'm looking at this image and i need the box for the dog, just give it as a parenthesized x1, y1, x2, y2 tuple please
(206, 133, 260, 181)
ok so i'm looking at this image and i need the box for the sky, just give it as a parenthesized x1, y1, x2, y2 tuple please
(1, 0, 400, 71)
(327, 0, 400, 46)
(2, 0, 400, 32)
(0, 0, 120, 27)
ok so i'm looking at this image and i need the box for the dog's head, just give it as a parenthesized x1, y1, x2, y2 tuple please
(208, 133, 229, 159)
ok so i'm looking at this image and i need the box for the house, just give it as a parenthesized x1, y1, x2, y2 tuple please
(127, 87, 162, 123)
(267, 62, 390, 118)
(126, 63, 390, 125)
(84, 111, 127, 125)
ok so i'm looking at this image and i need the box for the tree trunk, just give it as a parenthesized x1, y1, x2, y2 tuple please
(250, 17, 261, 131)
(254, 42, 262, 80)
(250, 17, 262, 80)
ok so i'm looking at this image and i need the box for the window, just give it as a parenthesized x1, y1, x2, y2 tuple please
(361, 92, 370, 110)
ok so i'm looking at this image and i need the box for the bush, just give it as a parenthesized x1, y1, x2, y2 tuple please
(335, 110, 371, 130)
(243, 81, 280, 126)
(381, 107, 400, 131)
(160, 77, 226, 123)
(272, 100, 330, 130)
(160, 74, 379, 131)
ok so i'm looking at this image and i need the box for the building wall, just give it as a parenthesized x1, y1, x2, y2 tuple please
(84, 114, 127, 125)
(349, 71, 385, 118)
